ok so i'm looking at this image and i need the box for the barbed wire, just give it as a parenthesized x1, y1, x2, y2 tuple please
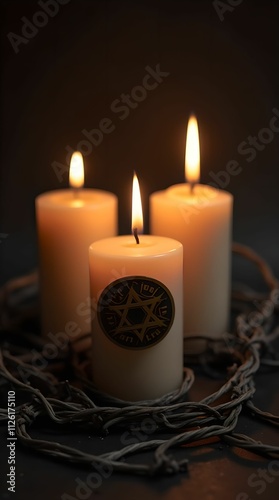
(0, 243, 279, 475)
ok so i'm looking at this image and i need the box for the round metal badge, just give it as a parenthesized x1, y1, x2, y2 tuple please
(97, 276, 175, 349)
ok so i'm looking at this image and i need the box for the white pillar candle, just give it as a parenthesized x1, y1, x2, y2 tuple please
(150, 116, 233, 349)
(89, 174, 183, 401)
(36, 152, 117, 342)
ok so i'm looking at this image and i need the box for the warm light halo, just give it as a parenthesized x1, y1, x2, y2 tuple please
(185, 115, 200, 185)
(132, 172, 143, 234)
(69, 151, 84, 189)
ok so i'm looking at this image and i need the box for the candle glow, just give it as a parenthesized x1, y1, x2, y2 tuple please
(151, 113, 233, 347)
(132, 172, 143, 235)
(185, 115, 200, 186)
(36, 152, 117, 340)
(69, 151, 84, 189)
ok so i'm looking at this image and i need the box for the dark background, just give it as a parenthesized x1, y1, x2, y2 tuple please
(0, 1, 279, 499)
(0, 0, 279, 286)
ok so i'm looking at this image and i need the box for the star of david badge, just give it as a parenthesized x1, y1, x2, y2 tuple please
(98, 276, 175, 349)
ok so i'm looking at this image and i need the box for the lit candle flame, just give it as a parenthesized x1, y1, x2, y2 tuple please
(132, 172, 143, 242)
(185, 115, 200, 188)
(69, 152, 84, 189)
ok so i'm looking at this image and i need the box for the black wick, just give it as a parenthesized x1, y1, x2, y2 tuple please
(133, 228, 140, 244)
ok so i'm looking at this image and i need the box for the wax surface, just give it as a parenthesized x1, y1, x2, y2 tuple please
(89, 235, 183, 401)
(36, 189, 117, 341)
(150, 184, 233, 348)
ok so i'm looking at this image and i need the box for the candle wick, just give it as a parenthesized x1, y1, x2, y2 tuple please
(189, 182, 195, 195)
(133, 228, 140, 244)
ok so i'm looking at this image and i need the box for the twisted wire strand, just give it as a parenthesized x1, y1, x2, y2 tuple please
(0, 243, 279, 475)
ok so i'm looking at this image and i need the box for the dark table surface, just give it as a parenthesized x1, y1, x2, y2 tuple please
(1, 368, 279, 500)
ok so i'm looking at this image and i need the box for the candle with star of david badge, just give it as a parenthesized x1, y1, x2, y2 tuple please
(89, 174, 183, 401)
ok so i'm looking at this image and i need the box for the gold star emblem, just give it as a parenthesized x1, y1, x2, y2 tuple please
(98, 277, 174, 349)
(108, 285, 167, 342)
